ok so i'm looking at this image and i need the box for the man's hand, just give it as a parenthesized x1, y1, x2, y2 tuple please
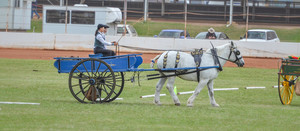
(112, 41, 118, 46)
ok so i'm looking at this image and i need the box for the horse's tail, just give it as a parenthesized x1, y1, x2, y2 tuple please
(150, 55, 161, 68)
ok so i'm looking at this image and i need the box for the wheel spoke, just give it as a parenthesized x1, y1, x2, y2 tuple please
(72, 81, 89, 87)
(100, 68, 109, 76)
(280, 86, 284, 92)
(95, 62, 102, 75)
(72, 76, 89, 81)
(82, 62, 91, 77)
(90, 60, 95, 77)
(75, 68, 83, 74)
(76, 72, 89, 78)
(103, 83, 114, 92)
(75, 84, 89, 96)
(101, 84, 110, 96)
(105, 81, 121, 87)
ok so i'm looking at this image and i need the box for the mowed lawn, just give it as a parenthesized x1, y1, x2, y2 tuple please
(1, 58, 300, 130)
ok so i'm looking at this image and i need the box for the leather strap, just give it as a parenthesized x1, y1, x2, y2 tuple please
(163, 51, 169, 68)
(175, 51, 180, 68)
(191, 48, 204, 82)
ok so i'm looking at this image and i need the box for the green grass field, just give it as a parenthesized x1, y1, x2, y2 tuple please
(1, 58, 300, 130)
(27, 19, 43, 33)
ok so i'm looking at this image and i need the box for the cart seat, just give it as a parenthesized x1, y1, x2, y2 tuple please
(89, 53, 103, 58)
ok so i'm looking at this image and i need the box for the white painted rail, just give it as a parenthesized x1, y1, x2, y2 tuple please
(1, 32, 300, 58)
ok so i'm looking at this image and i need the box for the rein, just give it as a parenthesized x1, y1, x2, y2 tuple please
(115, 35, 125, 55)
(208, 47, 242, 64)
(118, 44, 184, 52)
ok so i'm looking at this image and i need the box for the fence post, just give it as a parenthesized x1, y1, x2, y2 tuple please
(286, 2, 290, 23)
(161, 0, 165, 16)
(224, 0, 227, 21)
(144, 0, 148, 22)
(252, 1, 255, 21)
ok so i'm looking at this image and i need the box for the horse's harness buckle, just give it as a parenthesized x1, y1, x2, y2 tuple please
(191, 48, 204, 67)
(191, 48, 204, 82)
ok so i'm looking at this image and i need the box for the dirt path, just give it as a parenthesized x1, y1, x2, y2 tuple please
(0, 48, 280, 69)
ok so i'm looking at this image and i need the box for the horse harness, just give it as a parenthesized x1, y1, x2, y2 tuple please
(163, 51, 182, 74)
(150, 45, 241, 81)
(191, 48, 204, 82)
(161, 49, 221, 82)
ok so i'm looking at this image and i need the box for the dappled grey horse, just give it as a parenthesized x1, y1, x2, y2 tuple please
(150, 42, 245, 107)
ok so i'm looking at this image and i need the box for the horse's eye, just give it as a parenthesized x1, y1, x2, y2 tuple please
(236, 51, 240, 55)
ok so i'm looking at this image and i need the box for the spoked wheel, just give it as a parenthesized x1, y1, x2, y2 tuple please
(278, 69, 296, 105)
(105, 72, 125, 102)
(69, 58, 116, 104)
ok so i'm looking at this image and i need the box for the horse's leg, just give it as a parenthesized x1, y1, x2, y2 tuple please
(187, 79, 209, 107)
(166, 76, 180, 106)
(154, 78, 167, 106)
(207, 80, 219, 107)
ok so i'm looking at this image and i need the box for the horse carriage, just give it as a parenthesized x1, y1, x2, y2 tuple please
(53, 42, 244, 106)
(278, 58, 300, 105)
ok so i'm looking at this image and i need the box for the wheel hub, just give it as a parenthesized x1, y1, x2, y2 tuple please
(283, 81, 289, 87)
(89, 79, 96, 85)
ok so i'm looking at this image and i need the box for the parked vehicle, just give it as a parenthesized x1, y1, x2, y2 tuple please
(43, 5, 122, 35)
(117, 24, 138, 37)
(240, 29, 280, 42)
(195, 32, 230, 40)
(155, 29, 191, 39)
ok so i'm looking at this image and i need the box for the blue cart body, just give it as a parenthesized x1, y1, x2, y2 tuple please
(54, 54, 143, 73)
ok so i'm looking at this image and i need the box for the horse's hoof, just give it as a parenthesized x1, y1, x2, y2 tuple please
(175, 103, 181, 106)
(154, 101, 162, 106)
(212, 103, 220, 107)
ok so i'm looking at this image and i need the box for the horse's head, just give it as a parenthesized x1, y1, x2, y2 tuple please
(228, 41, 245, 67)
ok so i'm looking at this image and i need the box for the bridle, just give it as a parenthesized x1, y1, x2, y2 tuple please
(226, 46, 243, 64)
(211, 45, 243, 65)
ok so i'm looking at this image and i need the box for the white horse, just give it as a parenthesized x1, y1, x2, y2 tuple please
(150, 42, 245, 107)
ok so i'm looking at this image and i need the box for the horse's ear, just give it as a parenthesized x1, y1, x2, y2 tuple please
(231, 41, 234, 46)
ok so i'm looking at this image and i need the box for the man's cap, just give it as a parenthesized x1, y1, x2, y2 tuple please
(208, 27, 215, 33)
(97, 24, 109, 29)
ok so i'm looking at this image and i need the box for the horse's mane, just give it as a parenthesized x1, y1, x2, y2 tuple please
(205, 43, 231, 53)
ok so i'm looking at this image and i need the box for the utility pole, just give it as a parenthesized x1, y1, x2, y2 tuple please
(246, 0, 249, 40)
(226, 0, 233, 27)
(80, 0, 85, 4)
(161, 0, 165, 16)
(6, 0, 11, 32)
(60, 0, 64, 6)
(124, 0, 127, 35)
(144, 0, 148, 22)
(65, 0, 68, 33)
(184, 0, 187, 39)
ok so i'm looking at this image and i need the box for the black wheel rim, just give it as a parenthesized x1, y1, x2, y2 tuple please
(69, 58, 116, 104)
(105, 72, 124, 102)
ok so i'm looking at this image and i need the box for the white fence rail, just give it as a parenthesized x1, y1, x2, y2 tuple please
(1, 32, 299, 58)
